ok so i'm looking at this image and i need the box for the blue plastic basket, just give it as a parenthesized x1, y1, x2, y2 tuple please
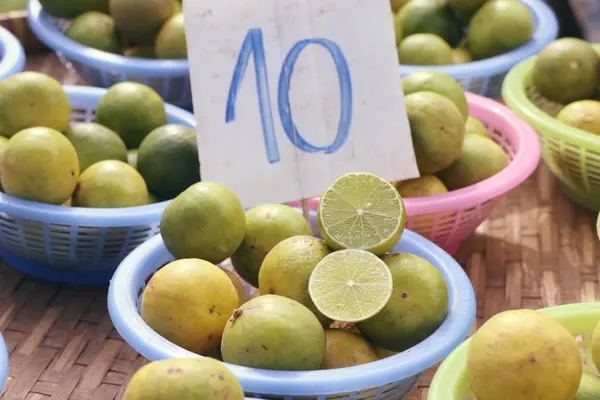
(0, 25, 25, 81)
(26, 0, 191, 109)
(0, 85, 196, 285)
(108, 212, 476, 399)
(0, 333, 8, 395)
(399, 0, 558, 98)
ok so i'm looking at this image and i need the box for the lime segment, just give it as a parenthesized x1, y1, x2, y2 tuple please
(318, 172, 406, 255)
(308, 249, 393, 323)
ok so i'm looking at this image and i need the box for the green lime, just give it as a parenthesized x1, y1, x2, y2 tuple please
(451, 48, 472, 64)
(73, 160, 148, 208)
(556, 100, 600, 135)
(398, 34, 453, 65)
(160, 182, 246, 264)
(357, 252, 448, 352)
(395, 175, 448, 198)
(65, 12, 121, 54)
(402, 70, 468, 120)
(465, 116, 489, 138)
(95, 82, 167, 149)
(65, 122, 128, 172)
(39, 0, 108, 18)
(317, 172, 406, 255)
(231, 204, 313, 287)
(124, 46, 155, 59)
(0, 136, 8, 192)
(137, 124, 200, 199)
(308, 249, 393, 323)
(109, 0, 177, 42)
(0, 72, 70, 138)
(1, 127, 79, 205)
(127, 149, 138, 169)
(398, 0, 463, 47)
(155, 13, 187, 59)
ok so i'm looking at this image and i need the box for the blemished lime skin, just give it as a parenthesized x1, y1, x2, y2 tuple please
(72, 160, 148, 208)
(123, 358, 245, 400)
(466, 309, 582, 400)
(357, 252, 448, 352)
(94, 82, 167, 149)
(221, 294, 326, 371)
(258, 235, 332, 326)
(231, 203, 312, 287)
(1, 127, 79, 205)
(0, 72, 70, 138)
(160, 182, 246, 264)
(320, 329, 378, 369)
(141, 259, 239, 355)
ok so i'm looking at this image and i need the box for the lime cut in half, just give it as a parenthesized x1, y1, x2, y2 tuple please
(317, 172, 406, 256)
(308, 249, 393, 323)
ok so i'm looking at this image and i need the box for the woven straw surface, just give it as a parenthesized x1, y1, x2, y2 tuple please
(2, 53, 599, 399)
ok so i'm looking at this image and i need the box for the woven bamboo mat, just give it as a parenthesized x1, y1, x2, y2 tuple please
(2, 52, 599, 400)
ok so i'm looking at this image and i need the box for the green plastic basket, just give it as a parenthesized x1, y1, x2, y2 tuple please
(502, 44, 600, 212)
(428, 302, 600, 399)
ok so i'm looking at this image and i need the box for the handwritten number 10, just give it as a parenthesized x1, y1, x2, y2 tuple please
(225, 28, 353, 164)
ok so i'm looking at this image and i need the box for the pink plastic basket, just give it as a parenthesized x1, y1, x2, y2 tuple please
(289, 92, 541, 255)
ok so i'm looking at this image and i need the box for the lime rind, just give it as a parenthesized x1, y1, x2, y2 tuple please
(308, 249, 393, 323)
(318, 172, 406, 255)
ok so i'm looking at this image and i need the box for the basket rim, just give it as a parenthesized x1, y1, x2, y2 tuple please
(502, 43, 600, 148)
(0, 84, 196, 226)
(289, 93, 541, 215)
(398, 0, 558, 79)
(108, 216, 476, 396)
(26, 0, 189, 75)
(0, 25, 25, 81)
(427, 302, 600, 400)
(0, 333, 8, 395)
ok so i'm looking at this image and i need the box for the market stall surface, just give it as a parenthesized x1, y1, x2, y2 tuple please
(1, 52, 599, 400)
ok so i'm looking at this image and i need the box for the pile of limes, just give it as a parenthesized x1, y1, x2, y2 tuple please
(0, 72, 200, 208)
(140, 171, 450, 373)
(393, 0, 534, 66)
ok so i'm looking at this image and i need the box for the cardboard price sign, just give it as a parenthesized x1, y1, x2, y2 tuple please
(183, 0, 419, 207)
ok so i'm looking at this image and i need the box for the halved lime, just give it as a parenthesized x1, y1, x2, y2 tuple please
(317, 172, 406, 255)
(308, 249, 393, 322)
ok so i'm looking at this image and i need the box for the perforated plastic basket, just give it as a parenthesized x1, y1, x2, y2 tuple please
(0, 85, 196, 285)
(0, 332, 8, 395)
(26, 0, 191, 109)
(108, 211, 476, 400)
(399, 0, 558, 99)
(428, 302, 600, 400)
(289, 92, 541, 255)
(0, 25, 25, 81)
(502, 44, 600, 212)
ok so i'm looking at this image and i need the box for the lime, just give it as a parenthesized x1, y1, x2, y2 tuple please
(398, 0, 463, 47)
(356, 252, 448, 352)
(65, 12, 122, 54)
(465, 116, 489, 138)
(39, 0, 109, 18)
(155, 13, 187, 59)
(0, 136, 8, 192)
(398, 34, 453, 65)
(110, 0, 176, 42)
(160, 182, 246, 264)
(124, 46, 155, 59)
(556, 100, 600, 135)
(137, 124, 200, 199)
(127, 149, 138, 169)
(0, 72, 70, 138)
(65, 122, 128, 172)
(395, 175, 448, 198)
(451, 48, 472, 64)
(1, 127, 79, 205)
(317, 172, 406, 255)
(73, 160, 148, 208)
(0, 0, 27, 12)
(308, 249, 393, 323)
(95, 82, 167, 149)
(402, 70, 468, 120)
